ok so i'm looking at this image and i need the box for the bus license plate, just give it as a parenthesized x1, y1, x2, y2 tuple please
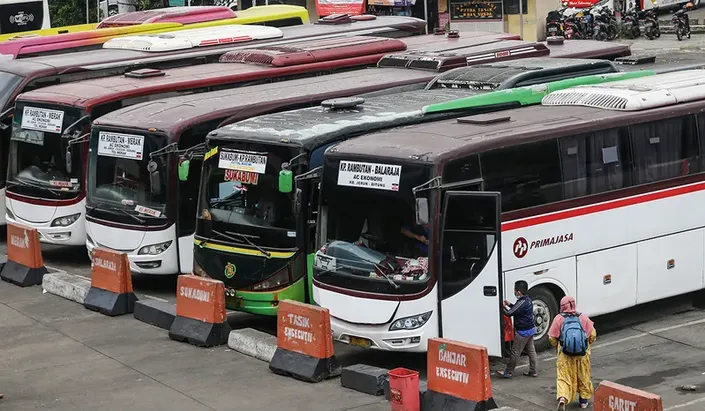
(349, 336, 372, 348)
(549, 27, 557, 32)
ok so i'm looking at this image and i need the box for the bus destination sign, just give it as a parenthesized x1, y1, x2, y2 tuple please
(337, 160, 401, 191)
(97, 132, 145, 160)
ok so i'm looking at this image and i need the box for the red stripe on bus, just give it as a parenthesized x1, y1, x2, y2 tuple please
(501, 180, 705, 232)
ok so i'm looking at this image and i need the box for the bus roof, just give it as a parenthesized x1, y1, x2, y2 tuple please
(16, 36, 409, 107)
(97, 6, 236, 28)
(0, 15, 427, 77)
(327, 70, 705, 164)
(543, 39, 631, 60)
(207, 58, 620, 150)
(90, 49, 589, 137)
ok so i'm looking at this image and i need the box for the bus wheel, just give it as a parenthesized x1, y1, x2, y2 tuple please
(529, 286, 559, 352)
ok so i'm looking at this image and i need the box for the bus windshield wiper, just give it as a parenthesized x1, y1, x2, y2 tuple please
(88, 201, 145, 224)
(7, 179, 60, 197)
(199, 229, 272, 258)
(374, 262, 401, 289)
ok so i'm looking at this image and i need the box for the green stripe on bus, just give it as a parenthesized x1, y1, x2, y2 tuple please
(422, 70, 656, 115)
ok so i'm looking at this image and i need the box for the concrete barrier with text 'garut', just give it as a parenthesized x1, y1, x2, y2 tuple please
(84, 248, 137, 316)
(424, 338, 497, 411)
(169, 275, 231, 347)
(269, 300, 341, 383)
(0, 223, 47, 287)
(594, 381, 663, 411)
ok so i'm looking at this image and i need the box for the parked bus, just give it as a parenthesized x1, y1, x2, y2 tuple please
(0, 4, 312, 60)
(0, 0, 50, 35)
(310, 70, 705, 355)
(0, 4, 309, 43)
(0, 17, 430, 223)
(191, 61, 652, 316)
(85, 42, 559, 279)
(8, 33, 489, 247)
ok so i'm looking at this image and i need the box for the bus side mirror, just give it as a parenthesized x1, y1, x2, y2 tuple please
(65, 148, 72, 174)
(279, 165, 293, 193)
(293, 188, 303, 215)
(148, 160, 161, 196)
(178, 158, 190, 182)
(416, 197, 429, 226)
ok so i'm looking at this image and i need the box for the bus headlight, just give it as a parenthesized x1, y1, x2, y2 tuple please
(138, 241, 172, 255)
(51, 213, 81, 227)
(251, 266, 290, 291)
(389, 312, 432, 331)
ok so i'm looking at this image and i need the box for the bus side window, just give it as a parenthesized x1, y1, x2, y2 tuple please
(629, 116, 698, 185)
(480, 140, 562, 212)
(558, 128, 627, 199)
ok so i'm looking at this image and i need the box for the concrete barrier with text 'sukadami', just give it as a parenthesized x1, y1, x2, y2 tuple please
(0, 223, 47, 287)
(169, 275, 231, 347)
(594, 381, 663, 411)
(424, 338, 497, 411)
(84, 248, 137, 316)
(269, 300, 341, 383)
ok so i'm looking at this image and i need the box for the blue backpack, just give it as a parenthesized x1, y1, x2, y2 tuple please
(559, 313, 588, 356)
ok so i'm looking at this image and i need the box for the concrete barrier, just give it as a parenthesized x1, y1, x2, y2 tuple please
(169, 275, 231, 347)
(134, 299, 176, 330)
(84, 248, 137, 316)
(42, 271, 90, 304)
(1, 223, 47, 287)
(228, 328, 277, 362)
(594, 380, 663, 411)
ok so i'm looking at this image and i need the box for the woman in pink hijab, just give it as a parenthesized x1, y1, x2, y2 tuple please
(548, 296, 596, 410)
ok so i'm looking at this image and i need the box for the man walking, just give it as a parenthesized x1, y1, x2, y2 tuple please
(497, 280, 538, 378)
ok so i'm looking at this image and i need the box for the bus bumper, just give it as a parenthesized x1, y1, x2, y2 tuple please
(330, 316, 432, 352)
(225, 276, 306, 316)
(7, 198, 86, 246)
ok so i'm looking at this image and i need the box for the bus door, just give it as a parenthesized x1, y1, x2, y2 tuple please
(438, 190, 503, 357)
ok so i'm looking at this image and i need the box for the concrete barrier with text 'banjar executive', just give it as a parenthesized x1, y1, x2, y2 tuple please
(84, 248, 137, 316)
(594, 381, 663, 411)
(169, 274, 231, 347)
(269, 300, 341, 383)
(424, 338, 497, 411)
(0, 223, 47, 287)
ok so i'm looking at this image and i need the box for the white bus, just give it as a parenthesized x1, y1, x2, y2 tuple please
(311, 70, 705, 356)
(0, 0, 50, 34)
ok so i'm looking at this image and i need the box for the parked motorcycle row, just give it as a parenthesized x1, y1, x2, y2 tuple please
(546, 2, 693, 41)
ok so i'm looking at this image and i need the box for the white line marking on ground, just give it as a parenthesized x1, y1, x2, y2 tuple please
(74, 274, 91, 281)
(44, 265, 66, 274)
(142, 294, 169, 303)
(516, 316, 705, 369)
(664, 396, 705, 410)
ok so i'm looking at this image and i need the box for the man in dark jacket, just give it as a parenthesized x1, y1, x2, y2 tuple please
(497, 280, 538, 378)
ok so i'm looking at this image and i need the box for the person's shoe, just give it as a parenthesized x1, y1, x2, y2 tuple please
(556, 397, 567, 411)
(523, 371, 538, 377)
(579, 398, 589, 409)
(496, 370, 512, 379)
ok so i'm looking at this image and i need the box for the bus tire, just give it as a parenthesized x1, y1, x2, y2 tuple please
(528, 286, 559, 352)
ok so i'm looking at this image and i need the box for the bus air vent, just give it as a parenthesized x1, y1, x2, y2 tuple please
(457, 113, 511, 125)
(125, 68, 166, 78)
(219, 37, 406, 67)
(542, 70, 705, 111)
(321, 97, 365, 110)
(316, 13, 353, 24)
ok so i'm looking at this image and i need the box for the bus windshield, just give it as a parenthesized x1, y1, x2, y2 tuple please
(87, 130, 169, 223)
(199, 142, 296, 247)
(0, 71, 22, 109)
(7, 102, 83, 199)
(315, 158, 432, 295)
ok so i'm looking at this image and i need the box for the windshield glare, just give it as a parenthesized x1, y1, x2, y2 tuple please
(200, 143, 296, 233)
(0, 71, 22, 111)
(88, 129, 168, 219)
(315, 159, 432, 294)
(8, 103, 83, 198)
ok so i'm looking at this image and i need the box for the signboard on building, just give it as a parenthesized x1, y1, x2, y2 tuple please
(449, 0, 502, 20)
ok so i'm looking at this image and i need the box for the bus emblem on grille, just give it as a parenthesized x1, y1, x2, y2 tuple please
(224, 262, 237, 279)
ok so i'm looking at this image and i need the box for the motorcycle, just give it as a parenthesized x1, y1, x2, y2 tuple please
(673, 6, 690, 40)
(546, 3, 568, 37)
(643, 6, 661, 40)
(622, 7, 642, 38)
(593, 6, 618, 40)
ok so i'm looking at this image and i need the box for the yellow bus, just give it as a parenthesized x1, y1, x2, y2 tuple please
(0, 5, 308, 44)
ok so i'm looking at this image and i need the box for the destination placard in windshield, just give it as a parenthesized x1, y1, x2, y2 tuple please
(98, 131, 145, 160)
(21, 106, 64, 133)
(218, 149, 268, 174)
(337, 160, 401, 191)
